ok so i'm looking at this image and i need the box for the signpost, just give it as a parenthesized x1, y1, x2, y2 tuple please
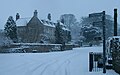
(102, 11, 106, 73)
(89, 11, 106, 73)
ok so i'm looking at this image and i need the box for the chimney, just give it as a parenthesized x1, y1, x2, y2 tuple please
(114, 9, 117, 36)
(16, 13, 20, 21)
(34, 10, 38, 17)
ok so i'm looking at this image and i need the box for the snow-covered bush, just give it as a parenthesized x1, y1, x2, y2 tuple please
(0, 30, 13, 47)
(112, 39, 120, 74)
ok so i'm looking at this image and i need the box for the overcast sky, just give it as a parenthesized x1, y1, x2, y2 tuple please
(0, 0, 120, 29)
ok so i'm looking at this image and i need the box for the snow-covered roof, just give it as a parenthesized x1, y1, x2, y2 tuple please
(40, 20, 56, 28)
(16, 17, 56, 28)
(16, 17, 69, 31)
(16, 18, 31, 26)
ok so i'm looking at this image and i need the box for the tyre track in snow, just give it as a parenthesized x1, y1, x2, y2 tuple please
(0, 53, 62, 75)
(53, 53, 80, 75)
(25, 60, 57, 75)
(0, 50, 80, 75)
(53, 59, 71, 75)
(39, 51, 80, 75)
(15, 52, 68, 75)
(65, 60, 70, 75)
(25, 51, 75, 75)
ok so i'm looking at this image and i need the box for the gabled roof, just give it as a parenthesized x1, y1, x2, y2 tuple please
(16, 17, 31, 26)
(16, 17, 70, 31)
(16, 17, 56, 28)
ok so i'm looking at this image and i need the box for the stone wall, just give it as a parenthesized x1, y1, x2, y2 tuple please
(0, 43, 73, 53)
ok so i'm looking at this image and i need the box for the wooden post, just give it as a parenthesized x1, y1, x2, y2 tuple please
(89, 52, 93, 72)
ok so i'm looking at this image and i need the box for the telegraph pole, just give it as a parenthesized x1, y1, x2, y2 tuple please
(102, 11, 106, 73)
(114, 9, 117, 36)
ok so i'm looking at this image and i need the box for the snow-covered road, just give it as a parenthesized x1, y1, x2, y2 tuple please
(0, 46, 119, 75)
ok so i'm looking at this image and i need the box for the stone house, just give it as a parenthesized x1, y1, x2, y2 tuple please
(16, 10, 70, 43)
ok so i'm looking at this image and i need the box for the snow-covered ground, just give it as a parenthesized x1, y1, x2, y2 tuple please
(0, 46, 119, 75)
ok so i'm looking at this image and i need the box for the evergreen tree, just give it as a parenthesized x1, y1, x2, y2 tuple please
(55, 22, 64, 44)
(80, 14, 114, 39)
(81, 25, 101, 42)
(47, 13, 51, 21)
(67, 31, 71, 42)
(4, 16, 17, 43)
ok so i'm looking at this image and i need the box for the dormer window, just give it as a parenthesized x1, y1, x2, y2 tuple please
(53, 23, 56, 25)
(50, 22, 53, 25)
(41, 20, 44, 23)
(46, 21, 49, 24)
